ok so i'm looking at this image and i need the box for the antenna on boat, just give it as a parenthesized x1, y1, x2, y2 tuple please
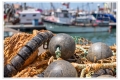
(24, 2, 26, 10)
(61, 2, 70, 9)
(50, 3, 56, 12)
(96, 4, 100, 19)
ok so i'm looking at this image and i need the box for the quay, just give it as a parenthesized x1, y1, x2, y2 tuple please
(109, 23, 116, 28)
(4, 24, 46, 31)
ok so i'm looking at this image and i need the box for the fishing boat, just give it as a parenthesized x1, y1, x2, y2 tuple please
(45, 22, 110, 33)
(4, 3, 43, 25)
(43, 8, 73, 26)
(91, 13, 116, 28)
(17, 9, 43, 25)
(74, 12, 96, 24)
(45, 13, 111, 33)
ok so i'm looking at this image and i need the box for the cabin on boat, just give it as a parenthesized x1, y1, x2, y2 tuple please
(18, 9, 42, 24)
(43, 8, 73, 25)
(75, 12, 96, 23)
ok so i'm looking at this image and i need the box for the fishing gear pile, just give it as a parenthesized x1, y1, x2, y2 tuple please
(4, 30, 116, 78)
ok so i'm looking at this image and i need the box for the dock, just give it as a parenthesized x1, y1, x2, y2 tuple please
(4, 27, 20, 33)
(4, 24, 46, 31)
(4, 27, 21, 38)
(109, 23, 116, 28)
(109, 23, 116, 26)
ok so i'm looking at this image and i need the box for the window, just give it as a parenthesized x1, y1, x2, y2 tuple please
(22, 15, 26, 17)
(59, 13, 63, 17)
(64, 13, 69, 18)
(33, 14, 36, 16)
(55, 13, 58, 17)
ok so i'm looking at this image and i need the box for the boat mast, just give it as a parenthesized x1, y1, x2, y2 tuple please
(96, 4, 100, 20)
(24, 2, 27, 10)
(50, 3, 56, 12)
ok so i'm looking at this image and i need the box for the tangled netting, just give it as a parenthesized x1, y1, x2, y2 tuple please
(4, 30, 116, 78)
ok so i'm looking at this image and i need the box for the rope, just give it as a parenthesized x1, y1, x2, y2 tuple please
(55, 47, 61, 59)
(72, 62, 116, 70)
(76, 46, 88, 56)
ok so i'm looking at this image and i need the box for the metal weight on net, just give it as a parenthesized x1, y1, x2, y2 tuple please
(48, 33, 75, 60)
(86, 42, 113, 62)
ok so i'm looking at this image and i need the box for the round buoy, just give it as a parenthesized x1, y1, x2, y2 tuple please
(48, 33, 75, 60)
(86, 42, 113, 62)
(97, 75, 114, 78)
(44, 60, 78, 77)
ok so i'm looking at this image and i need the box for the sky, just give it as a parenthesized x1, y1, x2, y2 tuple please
(5, 2, 106, 11)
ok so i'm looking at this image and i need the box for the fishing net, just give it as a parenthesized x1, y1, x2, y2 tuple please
(4, 30, 116, 78)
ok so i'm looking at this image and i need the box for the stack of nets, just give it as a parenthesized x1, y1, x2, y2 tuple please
(4, 30, 52, 77)
(73, 37, 116, 77)
(4, 30, 116, 78)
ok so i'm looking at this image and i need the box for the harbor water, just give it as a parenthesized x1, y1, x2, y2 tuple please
(44, 23, 116, 46)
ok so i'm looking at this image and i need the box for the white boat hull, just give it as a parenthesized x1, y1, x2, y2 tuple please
(46, 26, 110, 33)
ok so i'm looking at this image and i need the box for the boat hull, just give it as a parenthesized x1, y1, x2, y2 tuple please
(45, 26, 110, 33)
(43, 19, 71, 26)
